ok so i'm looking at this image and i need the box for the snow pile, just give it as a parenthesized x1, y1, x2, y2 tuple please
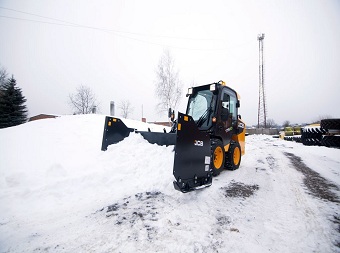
(0, 115, 339, 252)
(119, 117, 172, 132)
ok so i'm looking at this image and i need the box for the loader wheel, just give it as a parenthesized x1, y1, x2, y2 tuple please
(225, 142, 241, 171)
(211, 139, 225, 176)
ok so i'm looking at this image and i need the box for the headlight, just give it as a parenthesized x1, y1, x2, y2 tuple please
(187, 87, 193, 95)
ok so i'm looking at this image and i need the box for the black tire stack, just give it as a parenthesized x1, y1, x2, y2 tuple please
(283, 136, 301, 142)
(301, 119, 340, 148)
(320, 119, 340, 148)
(301, 127, 326, 146)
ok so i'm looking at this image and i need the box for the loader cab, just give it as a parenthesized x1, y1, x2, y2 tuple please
(185, 82, 239, 132)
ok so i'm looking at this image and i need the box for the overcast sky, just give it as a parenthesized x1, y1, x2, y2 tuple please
(0, 0, 339, 125)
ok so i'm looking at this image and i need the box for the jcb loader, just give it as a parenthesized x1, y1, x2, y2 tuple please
(101, 81, 246, 192)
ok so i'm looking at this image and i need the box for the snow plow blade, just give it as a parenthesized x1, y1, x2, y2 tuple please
(137, 131, 176, 146)
(101, 117, 134, 151)
(101, 116, 176, 151)
(173, 113, 212, 193)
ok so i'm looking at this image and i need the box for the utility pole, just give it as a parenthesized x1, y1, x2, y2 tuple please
(257, 33, 267, 128)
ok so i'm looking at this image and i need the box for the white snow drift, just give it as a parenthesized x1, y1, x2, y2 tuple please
(0, 115, 339, 252)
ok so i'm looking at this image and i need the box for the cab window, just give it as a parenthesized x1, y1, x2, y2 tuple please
(187, 90, 214, 129)
(221, 89, 237, 123)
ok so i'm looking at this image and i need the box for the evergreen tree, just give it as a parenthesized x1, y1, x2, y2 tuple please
(0, 76, 28, 128)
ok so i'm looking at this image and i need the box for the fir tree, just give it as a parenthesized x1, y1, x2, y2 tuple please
(0, 76, 28, 128)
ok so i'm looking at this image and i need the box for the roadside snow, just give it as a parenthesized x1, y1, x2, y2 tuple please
(0, 115, 339, 252)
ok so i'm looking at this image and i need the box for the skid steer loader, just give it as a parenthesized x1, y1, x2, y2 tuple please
(101, 81, 246, 192)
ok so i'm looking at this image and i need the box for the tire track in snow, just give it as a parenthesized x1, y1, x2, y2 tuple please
(239, 136, 336, 252)
(93, 186, 261, 252)
(284, 152, 340, 249)
(284, 152, 339, 203)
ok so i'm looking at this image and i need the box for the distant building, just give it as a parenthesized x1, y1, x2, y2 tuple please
(151, 121, 172, 127)
(29, 114, 58, 122)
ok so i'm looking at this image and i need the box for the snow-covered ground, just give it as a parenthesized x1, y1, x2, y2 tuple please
(0, 115, 339, 253)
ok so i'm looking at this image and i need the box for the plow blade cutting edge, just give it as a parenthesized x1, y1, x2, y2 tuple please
(101, 116, 176, 151)
(173, 113, 212, 193)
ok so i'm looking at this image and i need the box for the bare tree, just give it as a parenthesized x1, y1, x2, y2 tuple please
(266, 118, 277, 128)
(282, 120, 290, 127)
(68, 85, 98, 114)
(118, 100, 134, 118)
(311, 115, 333, 124)
(0, 65, 8, 89)
(155, 50, 182, 114)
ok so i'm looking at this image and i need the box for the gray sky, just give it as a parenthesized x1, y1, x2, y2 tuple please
(1, 0, 339, 125)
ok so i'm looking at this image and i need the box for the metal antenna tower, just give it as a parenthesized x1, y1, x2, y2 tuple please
(257, 33, 267, 128)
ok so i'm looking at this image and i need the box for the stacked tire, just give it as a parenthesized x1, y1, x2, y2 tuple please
(283, 135, 301, 142)
(301, 119, 340, 148)
(292, 135, 301, 143)
(301, 126, 326, 146)
(320, 119, 340, 148)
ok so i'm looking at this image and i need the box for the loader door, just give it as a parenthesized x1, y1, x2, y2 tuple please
(227, 92, 238, 128)
(217, 88, 238, 148)
(221, 93, 232, 129)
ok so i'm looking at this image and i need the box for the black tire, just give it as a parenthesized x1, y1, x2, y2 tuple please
(320, 119, 340, 130)
(292, 136, 301, 143)
(284, 136, 293, 141)
(211, 139, 225, 176)
(225, 141, 242, 171)
(301, 127, 324, 146)
(302, 138, 322, 146)
(321, 135, 340, 148)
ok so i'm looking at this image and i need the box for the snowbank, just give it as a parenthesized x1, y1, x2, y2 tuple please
(0, 115, 339, 252)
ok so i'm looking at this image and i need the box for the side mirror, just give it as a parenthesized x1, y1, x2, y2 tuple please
(168, 108, 175, 122)
(168, 108, 172, 118)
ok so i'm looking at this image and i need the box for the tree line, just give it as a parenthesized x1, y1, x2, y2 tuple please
(1, 49, 182, 129)
(69, 49, 182, 119)
(5, 49, 311, 128)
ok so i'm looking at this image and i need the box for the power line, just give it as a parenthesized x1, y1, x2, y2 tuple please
(0, 14, 220, 51)
(0, 15, 83, 28)
(0, 6, 79, 26)
(0, 6, 254, 52)
(0, 6, 215, 41)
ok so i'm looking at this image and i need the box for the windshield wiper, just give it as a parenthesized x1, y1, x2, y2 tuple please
(196, 107, 212, 127)
(196, 95, 214, 127)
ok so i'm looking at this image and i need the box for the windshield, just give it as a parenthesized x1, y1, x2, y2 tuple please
(187, 90, 214, 127)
